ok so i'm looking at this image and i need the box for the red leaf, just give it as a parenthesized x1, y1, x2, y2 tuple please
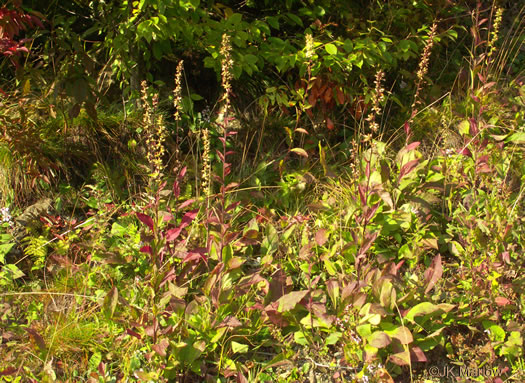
(136, 213, 154, 231)
(326, 118, 334, 130)
(409, 346, 427, 362)
(424, 254, 443, 294)
(178, 199, 195, 210)
(495, 297, 510, 306)
(457, 147, 472, 157)
(315, 229, 328, 246)
(226, 201, 241, 212)
(126, 328, 142, 339)
(173, 180, 180, 199)
(152, 338, 169, 357)
(0, 367, 17, 376)
(183, 247, 207, 263)
(405, 141, 421, 152)
(25, 328, 46, 351)
(140, 245, 152, 254)
(358, 184, 367, 206)
(178, 166, 187, 179)
(358, 231, 379, 257)
(399, 159, 420, 180)
(166, 226, 183, 241)
(218, 316, 243, 329)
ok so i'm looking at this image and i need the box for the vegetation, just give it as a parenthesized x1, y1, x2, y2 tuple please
(0, 0, 524, 382)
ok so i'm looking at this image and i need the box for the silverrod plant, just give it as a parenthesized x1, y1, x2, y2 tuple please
(0, 2, 523, 383)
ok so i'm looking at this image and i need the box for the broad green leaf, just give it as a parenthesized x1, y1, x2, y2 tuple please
(482, 321, 506, 342)
(385, 326, 413, 345)
(294, 330, 309, 345)
(88, 351, 102, 371)
(325, 332, 342, 345)
(277, 290, 308, 312)
(506, 132, 525, 144)
(405, 302, 439, 322)
(357, 324, 372, 338)
(325, 43, 338, 55)
(367, 331, 391, 348)
(231, 341, 249, 353)
(390, 349, 411, 366)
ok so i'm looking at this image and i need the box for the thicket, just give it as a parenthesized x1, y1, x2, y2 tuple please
(0, 0, 524, 382)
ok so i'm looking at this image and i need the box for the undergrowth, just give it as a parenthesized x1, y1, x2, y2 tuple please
(0, 2, 524, 383)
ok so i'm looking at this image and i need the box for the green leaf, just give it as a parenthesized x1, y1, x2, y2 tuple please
(294, 330, 309, 345)
(384, 326, 413, 345)
(367, 331, 391, 348)
(228, 13, 242, 25)
(231, 341, 249, 353)
(506, 132, 525, 144)
(325, 332, 342, 345)
(404, 302, 439, 322)
(482, 321, 506, 342)
(325, 43, 338, 55)
(0, 243, 14, 264)
(277, 290, 308, 312)
(88, 351, 102, 371)
(103, 286, 118, 319)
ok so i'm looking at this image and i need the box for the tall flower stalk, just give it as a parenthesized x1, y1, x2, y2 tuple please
(141, 81, 167, 187)
(173, 60, 184, 169)
(405, 22, 438, 142)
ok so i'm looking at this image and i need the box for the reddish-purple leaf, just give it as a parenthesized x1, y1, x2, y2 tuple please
(126, 328, 142, 339)
(178, 166, 187, 179)
(469, 117, 479, 135)
(218, 316, 242, 329)
(136, 212, 154, 231)
(165, 227, 183, 242)
(226, 201, 241, 212)
(277, 290, 309, 312)
(98, 362, 106, 376)
(152, 338, 169, 357)
(0, 367, 17, 376)
(358, 184, 367, 206)
(405, 141, 420, 152)
(224, 182, 239, 192)
(399, 159, 420, 180)
(358, 231, 379, 257)
(237, 371, 249, 383)
(364, 202, 380, 222)
(424, 254, 443, 294)
(173, 180, 180, 199)
(410, 346, 427, 362)
(495, 297, 511, 306)
(178, 199, 195, 210)
(25, 328, 46, 351)
(217, 150, 225, 163)
(315, 229, 328, 246)
(183, 247, 207, 263)
(457, 147, 472, 157)
(140, 245, 152, 254)
(404, 122, 411, 137)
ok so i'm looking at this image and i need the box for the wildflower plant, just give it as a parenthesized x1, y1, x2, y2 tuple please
(365, 69, 386, 135)
(173, 60, 184, 168)
(140, 81, 167, 187)
(405, 22, 438, 142)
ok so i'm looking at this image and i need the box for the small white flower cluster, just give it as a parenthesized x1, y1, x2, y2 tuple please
(1, 207, 13, 225)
